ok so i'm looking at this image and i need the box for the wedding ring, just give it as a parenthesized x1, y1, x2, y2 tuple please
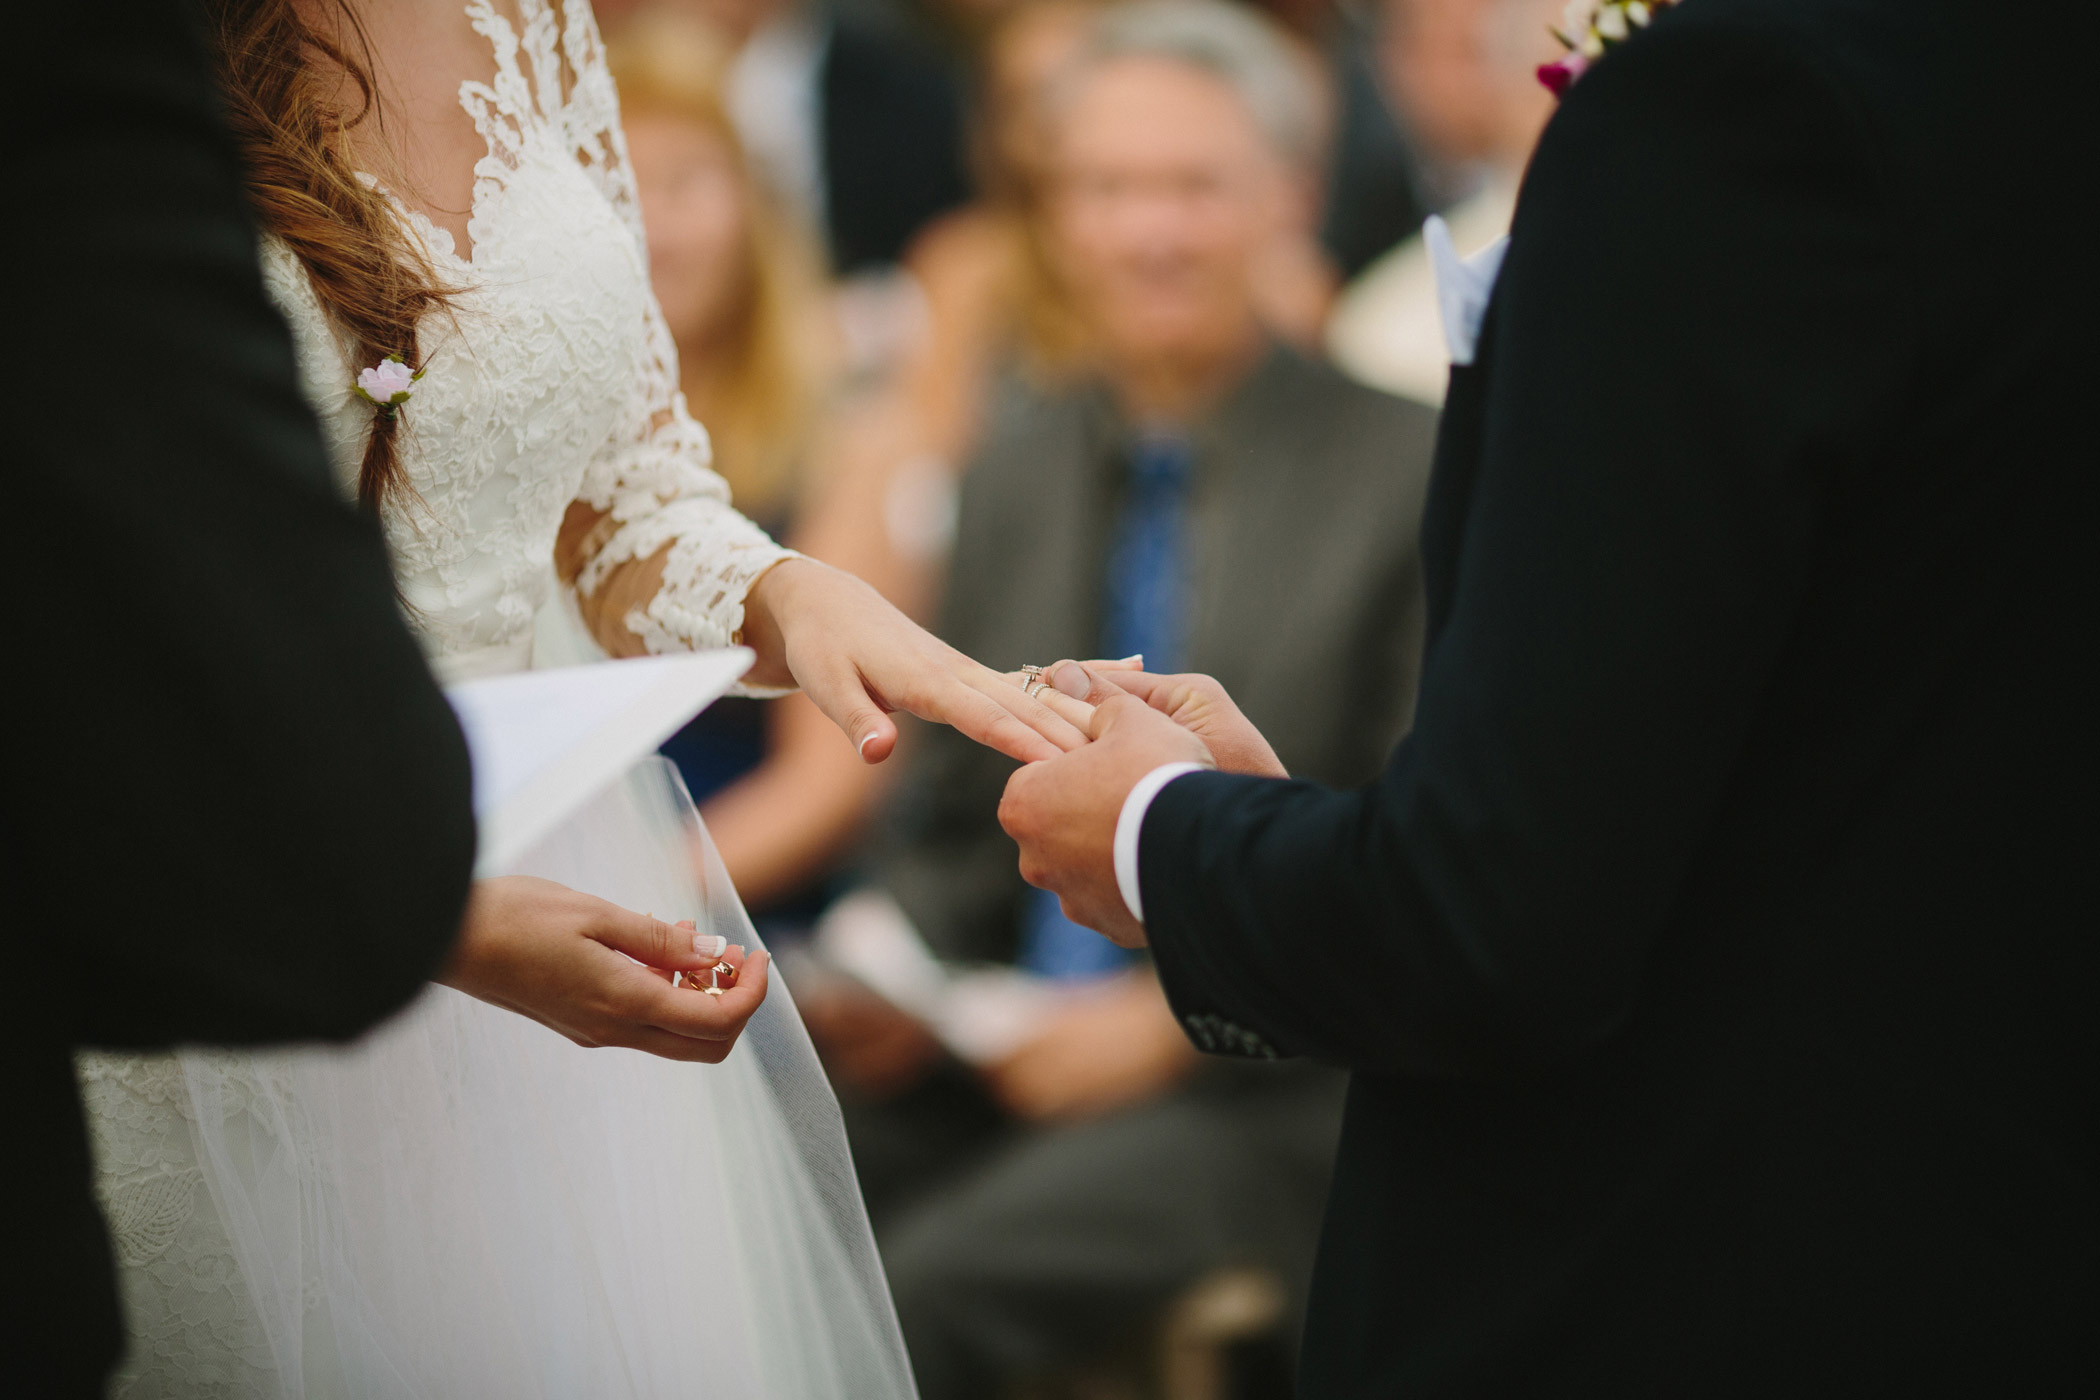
(1025, 678, 1050, 699)
(1020, 664, 1047, 681)
(680, 959, 739, 996)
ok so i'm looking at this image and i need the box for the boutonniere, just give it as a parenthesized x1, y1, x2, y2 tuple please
(1538, 0, 1677, 96)
(354, 355, 424, 418)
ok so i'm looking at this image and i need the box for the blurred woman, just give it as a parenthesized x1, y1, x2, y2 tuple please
(611, 12, 832, 544)
(610, 10, 901, 910)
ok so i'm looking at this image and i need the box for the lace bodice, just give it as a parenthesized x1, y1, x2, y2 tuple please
(262, 0, 790, 682)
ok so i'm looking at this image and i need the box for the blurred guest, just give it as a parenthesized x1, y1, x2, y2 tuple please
(614, 13, 835, 533)
(897, 0, 1336, 490)
(608, 12, 888, 909)
(801, 2, 1440, 1392)
(1325, 0, 1560, 403)
(599, 0, 973, 275)
(1248, 0, 1433, 282)
(897, 0, 1102, 468)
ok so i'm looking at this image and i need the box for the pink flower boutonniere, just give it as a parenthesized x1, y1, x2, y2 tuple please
(354, 355, 424, 418)
(1538, 0, 1678, 96)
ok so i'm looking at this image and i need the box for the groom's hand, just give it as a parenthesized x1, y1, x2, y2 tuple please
(1000, 696, 1215, 948)
(1024, 663, 1288, 781)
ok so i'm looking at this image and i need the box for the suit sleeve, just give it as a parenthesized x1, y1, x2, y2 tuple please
(4, 1, 476, 1048)
(1141, 20, 1916, 1077)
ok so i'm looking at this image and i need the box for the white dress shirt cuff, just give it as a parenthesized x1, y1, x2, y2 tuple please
(1114, 763, 1210, 926)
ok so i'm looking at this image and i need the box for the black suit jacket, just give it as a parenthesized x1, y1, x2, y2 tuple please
(1140, 1, 2097, 1393)
(3, 5, 476, 1392)
(820, 15, 969, 274)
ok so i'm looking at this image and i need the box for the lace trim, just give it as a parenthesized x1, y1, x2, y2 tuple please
(78, 1053, 282, 1396)
(577, 495, 799, 694)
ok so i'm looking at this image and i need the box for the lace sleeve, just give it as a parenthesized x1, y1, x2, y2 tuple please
(549, 1, 798, 665)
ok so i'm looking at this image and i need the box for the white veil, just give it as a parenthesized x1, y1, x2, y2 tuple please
(173, 761, 916, 1398)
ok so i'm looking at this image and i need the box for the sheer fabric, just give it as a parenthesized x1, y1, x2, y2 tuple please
(84, 769, 915, 1399)
(77, 3, 914, 1394)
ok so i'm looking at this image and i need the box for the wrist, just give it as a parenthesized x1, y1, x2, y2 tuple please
(738, 556, 817, 687)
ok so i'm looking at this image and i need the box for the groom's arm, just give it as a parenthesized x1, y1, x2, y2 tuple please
(6, 0, 476, 1049)
(1010, 16, 1913, 1076)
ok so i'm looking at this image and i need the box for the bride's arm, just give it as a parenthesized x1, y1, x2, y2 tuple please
(550, 25, 1080, 764)
(556, 447, 1082, 768)
(549, 298, 1083, 765)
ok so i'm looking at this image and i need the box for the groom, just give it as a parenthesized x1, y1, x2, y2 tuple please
(1000, 0, 2096, 1393)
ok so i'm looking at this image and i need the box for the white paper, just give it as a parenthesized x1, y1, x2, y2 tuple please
(1426, 214, 1510, 367)
(446, 650, 753, 875)
(813, 888, 1070, 1065)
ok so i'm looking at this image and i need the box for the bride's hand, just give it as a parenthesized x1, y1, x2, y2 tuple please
(437, 876, 769, 1063)
(1016, 660, 1288, 779)
(740, 557, 1089, 764)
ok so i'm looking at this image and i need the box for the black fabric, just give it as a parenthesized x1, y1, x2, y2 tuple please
(2, 3, 476, 1390)
(1319, 22, 1429, 281)
(1138, 0, 2098, 1393)
(819, 15, 970, 273)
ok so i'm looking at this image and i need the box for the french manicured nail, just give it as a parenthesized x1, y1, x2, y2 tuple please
(858, 732, 878, 758)
(693, 933, 728, 959)
(1053, 663, 1093, 699)
(1121, 654, 1143, 666)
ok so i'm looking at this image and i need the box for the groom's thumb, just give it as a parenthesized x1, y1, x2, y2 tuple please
(1087, 694, 1150, 743)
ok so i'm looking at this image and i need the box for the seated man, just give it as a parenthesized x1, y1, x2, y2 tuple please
(803, 3, 1440, 1394)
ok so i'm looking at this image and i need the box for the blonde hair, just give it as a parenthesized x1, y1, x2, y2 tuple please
(975, 0, 1103, 382)
(607, 11, 832, 523)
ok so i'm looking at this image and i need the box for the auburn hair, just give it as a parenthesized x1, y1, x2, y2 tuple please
(201, 0, 456, 514)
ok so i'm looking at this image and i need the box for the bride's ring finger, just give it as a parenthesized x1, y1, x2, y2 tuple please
(1007, 664, 1096, 732)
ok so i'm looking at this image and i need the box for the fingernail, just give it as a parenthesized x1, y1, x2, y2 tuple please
(1052, 663, 1092, 699)
(857, 732, 878, 758)
(1121, 654, 1143, 666)
(693, 933, 728, 959)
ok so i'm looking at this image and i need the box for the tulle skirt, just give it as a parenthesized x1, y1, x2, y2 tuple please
(79, 761, 916, 1399)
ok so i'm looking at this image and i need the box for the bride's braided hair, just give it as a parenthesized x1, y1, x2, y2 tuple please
(201, 0, 455, 515)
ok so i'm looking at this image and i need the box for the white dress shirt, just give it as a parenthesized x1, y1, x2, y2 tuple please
(1113, 763, 1210, 924)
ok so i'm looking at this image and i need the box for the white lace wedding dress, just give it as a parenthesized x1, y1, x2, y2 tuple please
(74, 4, 915, 1396)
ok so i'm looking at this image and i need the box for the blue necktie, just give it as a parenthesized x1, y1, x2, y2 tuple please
(1018, 433, 1192, 979)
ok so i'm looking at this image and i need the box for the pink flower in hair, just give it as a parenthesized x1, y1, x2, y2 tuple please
(353, 356, 421, 413)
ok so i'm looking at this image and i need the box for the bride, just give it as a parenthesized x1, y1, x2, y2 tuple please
(75, 1, 1082, 1395)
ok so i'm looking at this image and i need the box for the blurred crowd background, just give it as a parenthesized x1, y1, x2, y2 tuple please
(585, 1, 1567, 1394)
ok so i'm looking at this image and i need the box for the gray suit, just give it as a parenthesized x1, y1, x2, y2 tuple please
(859, 344, 1438, 1396)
